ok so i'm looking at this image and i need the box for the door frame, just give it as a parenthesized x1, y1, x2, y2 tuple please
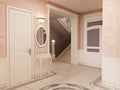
(83, 13, 102, 68)
(7, 6, 35, 87)
(47, 5, 78, 64)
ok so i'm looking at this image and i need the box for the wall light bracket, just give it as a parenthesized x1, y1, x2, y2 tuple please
(37, 17, 45, 23)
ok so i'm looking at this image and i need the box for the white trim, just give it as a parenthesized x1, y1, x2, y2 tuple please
(48, 8, 50, 53)
(35, 26, 48, 48)
(31, 11, 35, 80)
(0, 58, 8, 89)
(87, 25, 102, 31)
(35, 53, 52, 78)
(7, 6, 33, 14)
(87, 47, 100, 49)
(102, 56, 120, 89)
(35, 53, 51, 59)
(7, 5, 10, 87)
(47, 5, 78, 18)
(48, 5, 78, 64)
(84, 12, 102, 19)
(71, 16, 79, 64)
(7, 6, 35, 86)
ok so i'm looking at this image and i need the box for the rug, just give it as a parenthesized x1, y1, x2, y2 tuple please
(40, 83, 89, 90)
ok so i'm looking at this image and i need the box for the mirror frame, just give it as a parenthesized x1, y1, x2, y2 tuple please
(35, 26, 47, 48)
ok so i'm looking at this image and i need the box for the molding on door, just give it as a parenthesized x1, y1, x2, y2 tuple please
(79, 13, 102, 68)
(7, 6, 35, 87)
(84, 13, 102, 52)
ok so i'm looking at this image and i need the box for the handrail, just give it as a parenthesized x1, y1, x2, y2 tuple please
(57, 17, 71, 33)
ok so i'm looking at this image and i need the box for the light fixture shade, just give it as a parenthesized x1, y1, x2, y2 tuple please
(37, 17, 45, 23)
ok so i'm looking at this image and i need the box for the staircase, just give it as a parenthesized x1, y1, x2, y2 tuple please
(57, 17, 71, 33)
(56, 45, 71, 63)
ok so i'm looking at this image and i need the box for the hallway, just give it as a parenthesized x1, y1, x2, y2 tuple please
(56, 45, 71, 63)
(6, 61, 117, 90)
(1, 0, 120, 89)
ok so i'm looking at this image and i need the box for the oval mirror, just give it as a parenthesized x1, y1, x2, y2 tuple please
(36, 27, 47, 47)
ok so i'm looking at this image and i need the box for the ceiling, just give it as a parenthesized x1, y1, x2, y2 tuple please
(47, 0, 102, 13)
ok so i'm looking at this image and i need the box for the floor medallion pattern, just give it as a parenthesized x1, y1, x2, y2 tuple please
(40, 83, 89, 90)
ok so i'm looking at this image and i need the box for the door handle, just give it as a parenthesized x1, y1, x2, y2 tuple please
(27, 49, 31, 56)
(29, 49, 31, 56)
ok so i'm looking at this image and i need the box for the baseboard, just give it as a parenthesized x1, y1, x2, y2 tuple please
(102, 56, 120, 89)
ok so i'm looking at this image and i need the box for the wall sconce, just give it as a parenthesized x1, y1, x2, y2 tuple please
(37, 17, 45, 23)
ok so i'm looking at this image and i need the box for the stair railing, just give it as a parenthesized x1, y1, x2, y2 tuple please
(57, 17, 71, 33)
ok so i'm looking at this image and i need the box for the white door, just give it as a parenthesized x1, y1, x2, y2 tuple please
(84, 15, 102, 68)
(8, 7, 33, 86)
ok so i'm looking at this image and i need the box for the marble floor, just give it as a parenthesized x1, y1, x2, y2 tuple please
(7, 61, 118, 90)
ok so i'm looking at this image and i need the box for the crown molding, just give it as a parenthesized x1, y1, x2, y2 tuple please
(81, 8, 102, 15)
(47, 1, 80, 15)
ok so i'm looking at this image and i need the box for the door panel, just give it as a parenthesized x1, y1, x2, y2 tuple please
(9, 8, 32, 86)
(83, 15, 102, 68)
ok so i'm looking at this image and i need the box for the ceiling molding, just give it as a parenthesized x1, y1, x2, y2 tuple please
(47, 1, 80, 15)
(81, 8, 102, 15)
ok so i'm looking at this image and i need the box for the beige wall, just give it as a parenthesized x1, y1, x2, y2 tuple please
(0, 2, 6, 57)
(0, 0, 49, 57)
(102, 0, 120, 87)
(78, 15, 84, 50)
(103, 0, 120, 58)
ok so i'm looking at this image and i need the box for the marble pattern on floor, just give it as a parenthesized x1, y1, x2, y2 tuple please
(8, 61, 117, 90)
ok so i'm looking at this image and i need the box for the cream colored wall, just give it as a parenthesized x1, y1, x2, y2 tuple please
(102, 0, 120, 88)
(103, 0, 120, 58)
(0, 1, 6, 57)
(0, 0, 49, 58)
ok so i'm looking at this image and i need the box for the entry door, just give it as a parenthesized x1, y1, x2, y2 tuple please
(8, 7, 33, 86)
(84, 15, 102, 68)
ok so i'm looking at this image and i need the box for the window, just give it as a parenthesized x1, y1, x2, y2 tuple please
(86, 20, 102, 52)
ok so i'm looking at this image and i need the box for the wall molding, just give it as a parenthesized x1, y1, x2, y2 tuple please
(47, 1, 102, 16)
(0, 57, 8, 89)
(81, 9, 102, 15)
(102, 56, 120, 89)
(35, 53, 52, 78)
(47, 1, 79, 15)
